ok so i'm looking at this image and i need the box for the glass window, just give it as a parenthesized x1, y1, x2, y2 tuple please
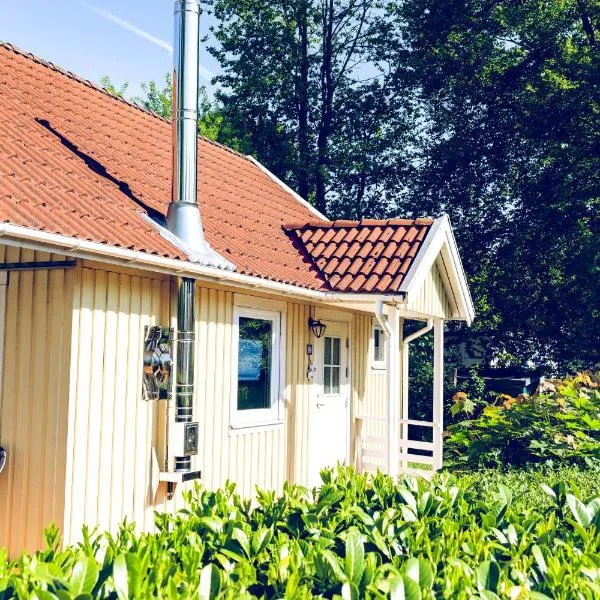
(323, 336, 341, 395)
(372, 324, 386, 368)
(237, 316, 273, 411)
(232, 304, 283, 428)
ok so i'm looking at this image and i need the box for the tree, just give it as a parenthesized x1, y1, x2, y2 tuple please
(203, 0, 406, 215)
(383, 0, 600, 369)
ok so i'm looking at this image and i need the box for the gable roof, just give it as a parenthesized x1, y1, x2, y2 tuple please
(0, 42, 325, 288)
(0, 42, 473, 319)
(283, 219, 433, 294)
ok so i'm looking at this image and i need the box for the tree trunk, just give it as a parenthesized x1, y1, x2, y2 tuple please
(296, 2, 311, 201)
(315, 0, 335, 215)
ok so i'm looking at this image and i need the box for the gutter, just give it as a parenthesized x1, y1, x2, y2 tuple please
(0, 223, 407, 306)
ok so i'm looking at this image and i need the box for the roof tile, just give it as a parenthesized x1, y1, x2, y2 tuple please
(1, 42, 435, 295)
(284, 218, 433, 294)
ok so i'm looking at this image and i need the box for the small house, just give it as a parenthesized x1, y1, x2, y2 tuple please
(0, 2, 474, 556)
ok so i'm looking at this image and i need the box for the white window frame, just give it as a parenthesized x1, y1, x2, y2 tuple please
(371, 321, 387, 370)
(231, 302, 284, 429)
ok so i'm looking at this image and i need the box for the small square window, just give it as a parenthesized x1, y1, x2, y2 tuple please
(372, 323, 387, 369)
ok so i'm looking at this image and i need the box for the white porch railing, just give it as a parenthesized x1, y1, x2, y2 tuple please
(355, 416, 442, 479)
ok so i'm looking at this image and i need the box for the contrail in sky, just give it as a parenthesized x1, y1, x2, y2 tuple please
(82, 3, 214, 81)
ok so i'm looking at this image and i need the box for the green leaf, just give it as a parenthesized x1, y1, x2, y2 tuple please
(566, 494, 591, 527)
(198, 564, 220, 600)
(69, 557, 99, 595)
(402, 574, 422, 600)
(344, 529, 365, 585)
(112, 553, 140, 600)
(477, 561, 500, 593)
(531, 545, 547, 575)
(480, 592, 501, 600)
(251, 527, 273, 555)
(403, 558, 434, 589)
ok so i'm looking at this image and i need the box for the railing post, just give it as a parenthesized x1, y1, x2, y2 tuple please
(387, 305, 400, 480)
(433, 318, 444, 470)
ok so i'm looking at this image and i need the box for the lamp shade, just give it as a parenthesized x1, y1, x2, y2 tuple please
(308, 317, 327, 338)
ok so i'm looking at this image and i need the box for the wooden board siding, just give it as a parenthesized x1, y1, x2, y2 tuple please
(352, 313, 389, 462)
(62, 266, 171, 544)
(0, 245, 74, 555)
(194, 286, 290, 497)
(285, 302, 311, 486)
(406, 264, 451, 319)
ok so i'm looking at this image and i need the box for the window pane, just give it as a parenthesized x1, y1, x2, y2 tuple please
(237, 317, 272, 411)
(374, 328, 384, 363)
(331, 366, 340, 394)
(324, 366, 331, 394)
(332, 338, 340, 365)
(324, 337, 331, 364)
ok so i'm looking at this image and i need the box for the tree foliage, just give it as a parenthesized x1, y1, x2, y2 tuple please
(386, 0, 600, 369)
(203, 0, 409, 215)
(203, 0, 600, 369)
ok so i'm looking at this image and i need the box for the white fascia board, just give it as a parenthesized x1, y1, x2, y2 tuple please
(399, 214, 448, 296)
(0, 223, 407, 308)
(399, 214, 475, 325)
(245, 155, 328, 221)
(443, 220, 476, 324)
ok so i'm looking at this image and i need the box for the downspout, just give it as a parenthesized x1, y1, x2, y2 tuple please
(374, 299, 392, 337)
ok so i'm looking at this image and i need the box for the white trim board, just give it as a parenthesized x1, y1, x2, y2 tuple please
(399, 214, 475, 325)
(246, 155, 328, 221)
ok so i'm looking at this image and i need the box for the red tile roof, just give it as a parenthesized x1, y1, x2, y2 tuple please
(283, 219, 433, 293)
(0, 43, 433, 294)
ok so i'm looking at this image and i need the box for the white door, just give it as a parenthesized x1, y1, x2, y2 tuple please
(309, 321, 350, 486)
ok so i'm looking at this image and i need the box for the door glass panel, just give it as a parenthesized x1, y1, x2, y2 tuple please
(332, 338, 340, 364)
(324, 337, 332, 364)
(331, 366, 340, 394)
(323, 336, 342, 395)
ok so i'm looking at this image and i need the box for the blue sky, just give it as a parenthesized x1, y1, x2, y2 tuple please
(1, 0, 220, 97)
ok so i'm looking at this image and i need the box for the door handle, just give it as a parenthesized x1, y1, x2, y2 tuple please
(316, 402, 325, 408)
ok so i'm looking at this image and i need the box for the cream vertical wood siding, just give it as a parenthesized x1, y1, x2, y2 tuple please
(0, 245, 74, 555)
(406, 264, 451, 318)
(194, 286, 290, 497)
(352, 313, 388, 467)
(62, 265, 171, 544)
(285, 302, 311, 485)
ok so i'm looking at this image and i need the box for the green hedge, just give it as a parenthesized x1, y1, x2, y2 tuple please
(2, 467, 599, 599)
(445, 372, 600, 469)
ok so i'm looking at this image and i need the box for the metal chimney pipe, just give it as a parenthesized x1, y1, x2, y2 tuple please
(167, 0, 207, 252)
(168, 0, 202, 474)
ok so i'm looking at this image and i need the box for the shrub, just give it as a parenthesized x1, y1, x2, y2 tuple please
(1, 466, 600, 598)
(445, 372, 600, 469)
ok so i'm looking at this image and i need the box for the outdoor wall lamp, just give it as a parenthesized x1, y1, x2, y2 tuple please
(308, 316, 327, 338)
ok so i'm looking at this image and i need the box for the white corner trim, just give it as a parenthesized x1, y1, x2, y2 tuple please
(399, 214, 475, 325)
(245, 155, 328, 221)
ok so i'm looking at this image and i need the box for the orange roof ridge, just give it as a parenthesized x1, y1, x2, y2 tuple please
(0, 41, 250, 163)
(283, 217, 434, 231)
